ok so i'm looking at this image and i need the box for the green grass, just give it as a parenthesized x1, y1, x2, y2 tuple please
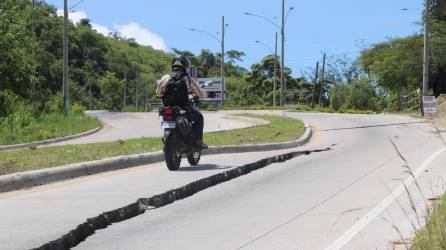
(412, 195, 446, 250)
(0, 114, 305, 175)
(0, 112, 101, 146)
(205, 114, 304, 145)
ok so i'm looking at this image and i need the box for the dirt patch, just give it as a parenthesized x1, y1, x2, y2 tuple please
(0, 160, 17, 176)
(225, 115, 271, 127)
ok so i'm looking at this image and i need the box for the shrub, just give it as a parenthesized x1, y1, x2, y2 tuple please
(295, 104, 312, 111)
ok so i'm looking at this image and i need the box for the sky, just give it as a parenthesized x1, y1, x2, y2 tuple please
(46, 0, 423, 77)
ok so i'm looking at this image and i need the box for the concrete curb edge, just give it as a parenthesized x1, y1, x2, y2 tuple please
(0, 126, 103, 152)
(0, 122, 312, 193)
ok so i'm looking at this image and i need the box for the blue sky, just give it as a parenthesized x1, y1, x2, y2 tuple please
(46, 0, 423, 76)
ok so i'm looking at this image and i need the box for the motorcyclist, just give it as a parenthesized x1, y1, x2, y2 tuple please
(156, 55, 209, 149)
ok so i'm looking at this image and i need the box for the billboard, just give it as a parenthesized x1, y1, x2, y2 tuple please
(197, 78, 223, 102)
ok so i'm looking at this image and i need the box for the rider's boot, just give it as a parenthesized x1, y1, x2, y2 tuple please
(195, 140, 208, 149)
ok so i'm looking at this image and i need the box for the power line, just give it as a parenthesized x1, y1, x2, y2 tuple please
(69, 0, 86, 11)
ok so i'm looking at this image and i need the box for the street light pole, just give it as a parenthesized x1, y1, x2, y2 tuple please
(311, 61, 319, 109)
(319, 53, 326, 107)
(255, 34, 277, 106)
(221, 16, 225, 107)
(280, 0, 285, 106)
(422, 0, 430, 116)
(189, 21, 228, 107)
(274, 32, 278, 107)
(245, 5, 293, 107)
(63, 0, 69, 116)
(136, 48, 140, 112)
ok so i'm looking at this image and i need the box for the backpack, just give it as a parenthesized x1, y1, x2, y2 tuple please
(162, 72, 189, 109)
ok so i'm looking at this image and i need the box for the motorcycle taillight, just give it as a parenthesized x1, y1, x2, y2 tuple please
(163, 107, 175, 121)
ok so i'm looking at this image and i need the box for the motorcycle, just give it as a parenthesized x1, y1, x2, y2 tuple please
(159, 95, 202, 171)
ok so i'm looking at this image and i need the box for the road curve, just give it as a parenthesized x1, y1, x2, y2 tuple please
(0, 112, 445, 250)
(52, 110, 267, 146)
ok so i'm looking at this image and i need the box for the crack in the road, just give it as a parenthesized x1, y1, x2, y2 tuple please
(319, 121, 428, 132)
(32, 148, 331, 250)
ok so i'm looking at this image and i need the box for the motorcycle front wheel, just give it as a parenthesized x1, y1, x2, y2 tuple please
(164, 132, 182, 171)
(187, 150, 201, 166)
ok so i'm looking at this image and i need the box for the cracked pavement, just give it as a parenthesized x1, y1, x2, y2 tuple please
(1, 112, 445, 250)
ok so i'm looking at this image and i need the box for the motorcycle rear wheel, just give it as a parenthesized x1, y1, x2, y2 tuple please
(164, 133, 182, 171)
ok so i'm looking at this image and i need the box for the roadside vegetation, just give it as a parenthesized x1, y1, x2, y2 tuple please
(0, 92, 100, 145)
(412, 195, 446, 250)
(4, 0, 446, 126)
(0, 114, 304, 175)
(198, 103, 374, 114)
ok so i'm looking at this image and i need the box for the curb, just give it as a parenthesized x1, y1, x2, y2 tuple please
(0, 126, 102, 152)
(0, 123, 312, 193)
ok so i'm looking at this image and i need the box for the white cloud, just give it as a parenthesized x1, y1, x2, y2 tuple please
(114, 22, 167, 51)
(56, 10, 168, 50)
(92, 23, 111, 36)
(56, 9, 88, 25)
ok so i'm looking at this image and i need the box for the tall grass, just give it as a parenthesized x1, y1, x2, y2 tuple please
(0, 93, 100, 145)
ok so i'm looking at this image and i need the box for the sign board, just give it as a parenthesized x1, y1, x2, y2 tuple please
(423, 96, 437, 115)
(197, 78, 223, 102)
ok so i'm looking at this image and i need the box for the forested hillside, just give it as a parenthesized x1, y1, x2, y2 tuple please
(1, 0, 445, 117)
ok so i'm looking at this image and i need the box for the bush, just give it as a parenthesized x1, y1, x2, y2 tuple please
(0, 92, 99, 145)
(295, 104, 312, 111)
(313, 106, 335, 113)
(0, 94, 38, 144)
(339, 108, 375, 114)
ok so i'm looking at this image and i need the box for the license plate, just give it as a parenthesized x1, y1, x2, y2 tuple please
(162, 121, 176, 129)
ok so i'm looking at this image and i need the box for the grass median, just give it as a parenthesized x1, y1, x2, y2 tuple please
(0, 114, 305, 176)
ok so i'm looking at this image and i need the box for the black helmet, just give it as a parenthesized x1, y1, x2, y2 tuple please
(172, 55, 190, 72)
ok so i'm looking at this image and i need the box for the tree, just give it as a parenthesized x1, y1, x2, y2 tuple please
(225, 50, 245, 64)
(330, 78, 382, 111)
(0, 0, 37, 99)
(98, 72, 124, 110)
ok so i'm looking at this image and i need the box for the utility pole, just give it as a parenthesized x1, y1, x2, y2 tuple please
(124, 67, 127, 108)
(31, 0, 36, 100)
(135, 48, 140, 112)
(89, 76, 92, 110)
(280, 0, 285, 106)
(221, 15, 225, 107)
(144, 80, 148, 112)
(63, 0, 69, 116)
(273, 32, 278, 107)
(311, 61, 319, 109)
(422, 0, 430, 116)
(32, 0, 35, 34)
(319, 53, 326, 107)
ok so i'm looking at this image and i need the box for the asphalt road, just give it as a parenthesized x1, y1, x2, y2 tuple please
(1, 112, 445, 250)
(53, 111, 266, 146)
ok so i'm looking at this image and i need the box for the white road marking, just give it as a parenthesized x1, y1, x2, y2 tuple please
(325, 147, 446, 250)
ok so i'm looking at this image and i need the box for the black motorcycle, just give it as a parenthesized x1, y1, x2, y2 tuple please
(159, 96, 201, 171)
